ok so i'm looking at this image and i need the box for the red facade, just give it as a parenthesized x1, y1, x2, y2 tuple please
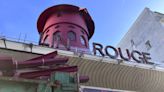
(37, 4, 95, 53)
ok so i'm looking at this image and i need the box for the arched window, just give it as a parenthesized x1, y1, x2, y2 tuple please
(43, 35, 49, 44)
(80, 36, 86, 46)
(53, 31, 61, 48)
(46, 29, 49, 33)
(67, 31, 76, 41)
(81, 29, 85, 34)
(55, 25, 60, 29)
(53, 31, 61, 41)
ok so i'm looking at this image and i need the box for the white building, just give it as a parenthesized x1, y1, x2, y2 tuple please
(117, 8, 164, 64)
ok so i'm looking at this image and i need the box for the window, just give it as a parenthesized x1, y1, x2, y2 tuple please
(55, 25, 60, 29)
(131, 39, 134, 46)
(46, 29, 49, 33)
(53, 31, 61, 48)
(43, 35, 49, 44)
(145, 40, 152, 50)
(81, 29, 85, 34)
(67, 31, 76, 41)
(53, 31, 61, 41)
(80, 36, 86, 46)
(130, 39, 136, 49)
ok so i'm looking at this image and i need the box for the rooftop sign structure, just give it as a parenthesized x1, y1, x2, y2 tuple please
(93, 42, 152, 64)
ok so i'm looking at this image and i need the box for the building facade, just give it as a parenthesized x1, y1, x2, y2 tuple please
(0, 5, 164, 92)
(117, 8, 164, 64)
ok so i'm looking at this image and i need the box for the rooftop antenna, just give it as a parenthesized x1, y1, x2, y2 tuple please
(23, 34, 27, 43)
(18, 33, 22, 42)
(0, 32, 3, 38)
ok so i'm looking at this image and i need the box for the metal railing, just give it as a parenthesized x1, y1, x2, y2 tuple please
(0, 35, 38, 45)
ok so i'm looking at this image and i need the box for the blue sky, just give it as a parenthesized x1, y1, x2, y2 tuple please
(0, 0, 164, 47)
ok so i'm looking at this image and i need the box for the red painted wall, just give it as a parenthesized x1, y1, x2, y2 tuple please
(37, 4, 94, 53)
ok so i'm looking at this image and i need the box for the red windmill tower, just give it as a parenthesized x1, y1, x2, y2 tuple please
(37, 4, 95, 53)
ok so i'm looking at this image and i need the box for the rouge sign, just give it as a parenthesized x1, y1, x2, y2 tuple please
(93, 42, 152, 64)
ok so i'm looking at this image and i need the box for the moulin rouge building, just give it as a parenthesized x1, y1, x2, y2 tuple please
(0, 4, 164, 92)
